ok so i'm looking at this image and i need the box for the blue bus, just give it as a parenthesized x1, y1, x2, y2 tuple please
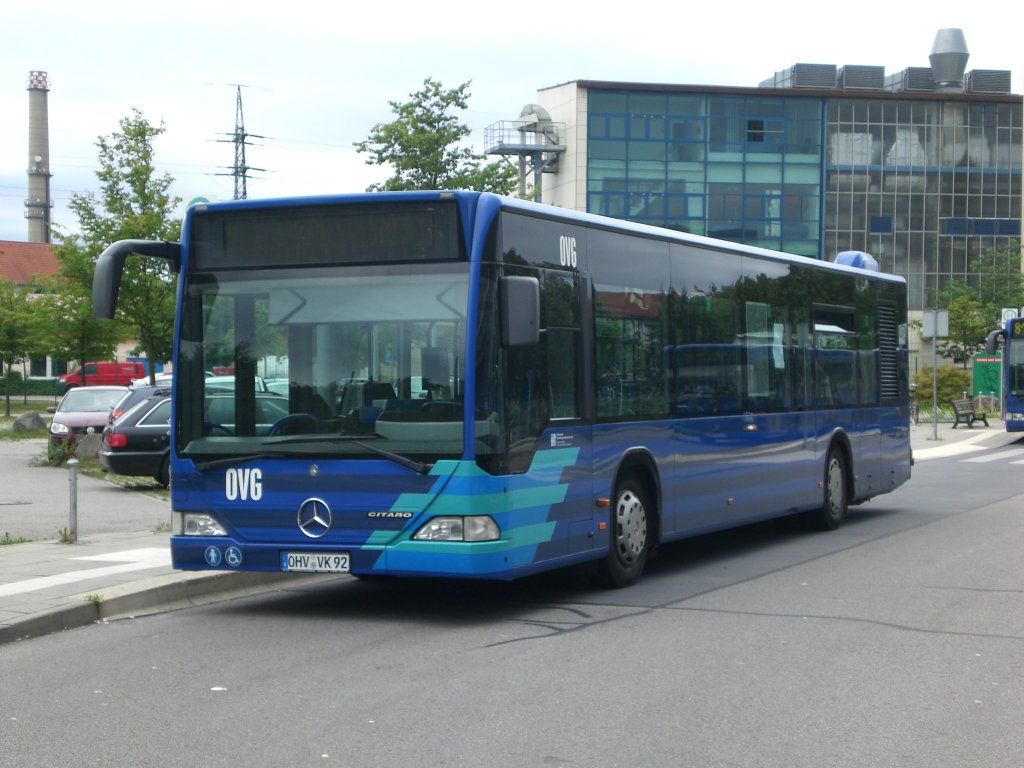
(93, 191, 911, 586)
(986, 317, 1024, 431)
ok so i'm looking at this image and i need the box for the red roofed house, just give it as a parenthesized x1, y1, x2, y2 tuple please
(0, 240, 64, 380)
(1, 240, 151, 382)
(0, 240, 60, 284)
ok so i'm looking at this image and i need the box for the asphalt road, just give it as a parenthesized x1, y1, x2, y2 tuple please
(1, 442, 1021, 767)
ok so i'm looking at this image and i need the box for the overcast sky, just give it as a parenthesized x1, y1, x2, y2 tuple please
(0, 0, 1019, 243)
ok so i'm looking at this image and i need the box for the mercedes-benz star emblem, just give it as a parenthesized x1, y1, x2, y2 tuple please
(297, 498, 332, 538)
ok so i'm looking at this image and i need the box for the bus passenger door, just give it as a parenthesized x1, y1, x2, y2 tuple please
(504, 269, 597, 564)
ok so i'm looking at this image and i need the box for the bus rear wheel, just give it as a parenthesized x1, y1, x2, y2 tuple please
(808, 445, 848, 531)
(599, 474, 650, 588)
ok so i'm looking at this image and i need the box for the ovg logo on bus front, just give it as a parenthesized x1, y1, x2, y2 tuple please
(225, 467, 262, 500)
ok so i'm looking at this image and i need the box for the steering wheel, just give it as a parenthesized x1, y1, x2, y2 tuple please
(268, 413, 319, 436)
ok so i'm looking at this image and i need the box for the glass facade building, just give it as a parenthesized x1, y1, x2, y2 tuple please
(826, 97, 1020, 309)
(534, 79, 1021, 312)
(587, 89, 824, 260)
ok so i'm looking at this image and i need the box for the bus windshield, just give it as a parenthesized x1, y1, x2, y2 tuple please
(1008, 327, 1024, 397)
(177, 263, 469, 464)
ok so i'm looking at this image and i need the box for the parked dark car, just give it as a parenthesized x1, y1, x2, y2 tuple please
(99, 392, 292, 487)
(108, 385, 171, 425)
(99, 394, 173, 487)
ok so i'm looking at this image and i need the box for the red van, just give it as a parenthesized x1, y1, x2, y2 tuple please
(55, 361, 147, 394)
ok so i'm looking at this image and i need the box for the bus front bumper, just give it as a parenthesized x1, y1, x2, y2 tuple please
(169, 535, 568, 581)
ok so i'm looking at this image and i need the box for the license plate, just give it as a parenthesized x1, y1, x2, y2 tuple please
(281, 552, 350, 573)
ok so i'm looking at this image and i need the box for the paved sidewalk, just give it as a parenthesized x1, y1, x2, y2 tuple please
(0, 417, 1015, 645)
(0, 530, 327, 644)
(910, 415, 1018, 460)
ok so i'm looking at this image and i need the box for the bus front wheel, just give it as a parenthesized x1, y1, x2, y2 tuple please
(599, 473, 650, 588)
(157, 454, 170, 488)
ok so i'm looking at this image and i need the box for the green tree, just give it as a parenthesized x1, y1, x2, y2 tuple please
(941, 242, 1024, 331)
(972, 241, 1024, 318)
(913, 365, 970, 412)
(355, 78, 516, 194)
(57, 109, 181, 383)
(937, 294, 989, 369)
(0, 280, 43, 416)
(32, 273, 127, 385)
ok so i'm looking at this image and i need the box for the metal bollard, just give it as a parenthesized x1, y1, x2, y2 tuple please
(68, 458, 79, 544)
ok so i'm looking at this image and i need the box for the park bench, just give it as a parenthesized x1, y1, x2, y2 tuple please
(950, 398, 989, 429)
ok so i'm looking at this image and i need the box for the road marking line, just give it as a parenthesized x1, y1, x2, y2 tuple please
(74, 548, 169, 564)
(963, 448, 1024, 463)
(913, 429, 1009, 462)
(0, 548, 171, 598)
(913, 443, 986, 461)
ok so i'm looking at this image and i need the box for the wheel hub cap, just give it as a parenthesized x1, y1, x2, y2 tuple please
(615, 490, 646, 564)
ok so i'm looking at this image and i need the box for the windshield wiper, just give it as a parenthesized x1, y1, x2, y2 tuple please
(261, 434, 434, 474)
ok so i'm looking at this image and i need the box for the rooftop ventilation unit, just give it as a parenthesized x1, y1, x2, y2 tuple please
(761, 63, 837, 89)
(965, 70, 1012, 94)
(929, 28, 969, 92)
(837, 65, 885, 90)
(885, 67, 936, 92)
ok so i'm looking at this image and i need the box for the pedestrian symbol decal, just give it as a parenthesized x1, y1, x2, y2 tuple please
(204, 546, 222, 566)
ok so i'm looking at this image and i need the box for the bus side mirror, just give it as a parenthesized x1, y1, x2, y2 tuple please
(93, 239, 181, 319)
(499, 276, 540, 347)
(985, 329, 1005, 354)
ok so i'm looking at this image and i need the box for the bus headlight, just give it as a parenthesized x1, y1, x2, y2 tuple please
(413, 516, 499, 542)
(176, 513, 227, 536)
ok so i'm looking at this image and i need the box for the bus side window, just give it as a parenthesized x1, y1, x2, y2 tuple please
(813, 307, 857, 409)
(541, 271, 581, 420)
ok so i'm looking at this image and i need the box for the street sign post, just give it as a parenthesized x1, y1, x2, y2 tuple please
(923, 309, 949, 441)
